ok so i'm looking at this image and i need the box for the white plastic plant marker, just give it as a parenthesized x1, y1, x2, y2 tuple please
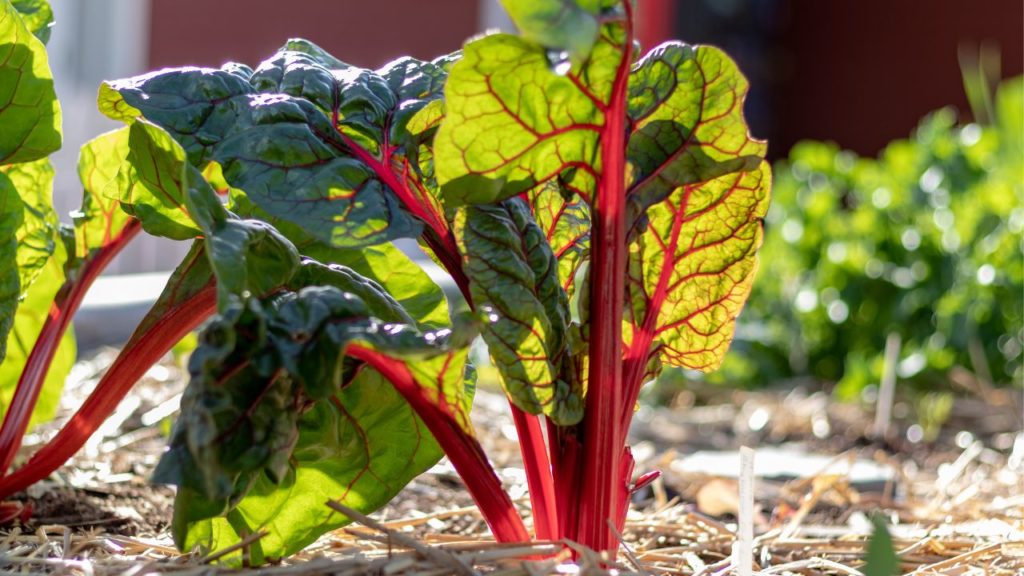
(873, 332, 901, 439)
(733, 446, 755, 576)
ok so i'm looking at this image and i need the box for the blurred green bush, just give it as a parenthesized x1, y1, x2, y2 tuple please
(686, 76, 1023, 397)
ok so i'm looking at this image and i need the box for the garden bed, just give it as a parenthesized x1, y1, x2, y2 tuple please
(1, 349, 1020, 575)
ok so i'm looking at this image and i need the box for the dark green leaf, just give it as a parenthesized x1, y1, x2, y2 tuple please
(455, 198, 582, 425)
(218, 151, 451, 330)
(0, 0, 61, 164)
(102, 40, 460, 249)
(159, 283, 473, 563)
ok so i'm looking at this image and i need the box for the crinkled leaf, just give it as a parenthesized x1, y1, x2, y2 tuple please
(10, 0, 51, 44)
(227, 179, 450, 330)
(0, 237, 74, 427)
(288, 260, 413, 326)
(177, 360, 463, 564)
(454, 198, 582, 425)
(0, 0, 61, 164)
(529, 181, 589, 299)
(205, 219, 301, 309)
(626, 43, 765, 221)
(625, 163, 770, 372)
(500, 0, 601, 63)
(102, 40, 461, 249)
(74, 128, 132, 257)
(158, 284, 473, 563)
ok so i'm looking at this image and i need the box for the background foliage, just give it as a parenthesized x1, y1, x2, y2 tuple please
(674, 76, 1023, 399)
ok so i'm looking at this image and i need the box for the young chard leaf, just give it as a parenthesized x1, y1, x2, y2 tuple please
(74, 128, 132, 257)
(863, 515, 900, 576)
(114, 121, 204, 240)
(454, 198, 582, 425)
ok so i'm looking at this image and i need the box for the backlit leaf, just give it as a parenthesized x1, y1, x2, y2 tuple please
(625, 163, 770, 372)
(0, 0, 61, 164)
(626, 43, 765, 220)
(9, 0, 51, 44)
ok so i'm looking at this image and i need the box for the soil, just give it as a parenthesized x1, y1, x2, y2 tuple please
(1, 347, 1021, 574)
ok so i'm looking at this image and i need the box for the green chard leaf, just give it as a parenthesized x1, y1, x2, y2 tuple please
(500, 0, 602, 64)
(0, 159, 59, 357)
(0, 235, 74, 426)
(454, 198, 582, 425)
(626, 42, 766, 221)
(434, 22, 626, 205)
(74, 128, 133, 258)
(114, 121, 204, 240)
(0, 174, 20, 360)
(625, 163, 770, 373)
(223, 165, 450, 330)
(10, 0, 52, 44)
(159, 284, 474, 563)
(0, 0, 61, 164)
(101, 40, 459, 249)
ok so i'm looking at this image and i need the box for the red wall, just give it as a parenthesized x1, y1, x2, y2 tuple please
(776, 0, 1024, 154)
(149, 0, 480, 70)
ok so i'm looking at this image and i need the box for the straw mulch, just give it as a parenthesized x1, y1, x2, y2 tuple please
(1, 349, 1020, 575)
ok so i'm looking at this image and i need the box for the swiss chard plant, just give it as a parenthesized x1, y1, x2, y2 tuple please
(0, 0, 769, 562)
